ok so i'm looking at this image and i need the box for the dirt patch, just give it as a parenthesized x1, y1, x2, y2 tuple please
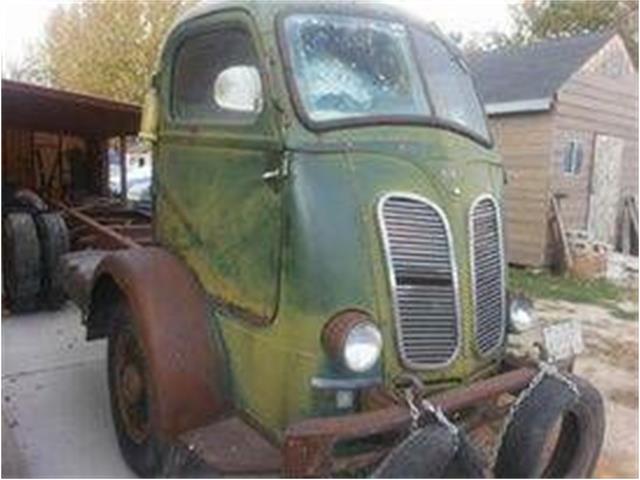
(609, 388, 638, 410)
(536, 299, 638, 478)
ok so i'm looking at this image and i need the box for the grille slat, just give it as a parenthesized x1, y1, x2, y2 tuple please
(380, 194, 459, 368)
(470, 195, 506, 356)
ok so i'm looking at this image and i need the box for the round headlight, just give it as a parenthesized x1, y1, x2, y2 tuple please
(509, 294, 538, 333)
(343, 322, 383, 373)
(322, 310, 383, 373)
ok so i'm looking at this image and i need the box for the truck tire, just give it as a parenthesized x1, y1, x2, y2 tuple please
(372, 423, 485, 478)
(34, 212, 70, 309)
(494, 373, 605, 478)
(2, 213, 41, 313)
(108, 299, 164, 477)
(14, 189, 48, 212)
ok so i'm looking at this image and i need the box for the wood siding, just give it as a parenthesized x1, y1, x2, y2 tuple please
(550, 36, 638, 244)
(1, 127, 106, 201)
(489, 112, 554, 266)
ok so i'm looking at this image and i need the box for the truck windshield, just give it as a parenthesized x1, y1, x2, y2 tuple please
(282, 13, 490, 143)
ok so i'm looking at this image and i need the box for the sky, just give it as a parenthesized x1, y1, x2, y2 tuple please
(1, 0, 517, 70)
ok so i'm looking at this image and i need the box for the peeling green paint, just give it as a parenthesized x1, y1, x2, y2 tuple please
(151, 1, 506, 439)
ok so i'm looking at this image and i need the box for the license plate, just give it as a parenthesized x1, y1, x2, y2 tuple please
(543, 320, 584, 362)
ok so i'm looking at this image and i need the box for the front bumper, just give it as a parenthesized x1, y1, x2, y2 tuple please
(282, 365, 538, 477)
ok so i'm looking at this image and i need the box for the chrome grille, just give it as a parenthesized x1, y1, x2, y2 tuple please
(470, 195, 506, 355)
(379, 194, 460, 368)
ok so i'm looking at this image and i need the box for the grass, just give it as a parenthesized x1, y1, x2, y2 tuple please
(508, 267, 637, 320)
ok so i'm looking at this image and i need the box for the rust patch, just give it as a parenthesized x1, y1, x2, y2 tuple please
(282, 366, 537, 477)
(93, 247, 229, 438)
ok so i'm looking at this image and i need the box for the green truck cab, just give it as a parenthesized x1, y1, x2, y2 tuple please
(83, 1, 605, 477)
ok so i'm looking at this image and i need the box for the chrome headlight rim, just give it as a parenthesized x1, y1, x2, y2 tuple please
(322, 310, 383, 373)
(508, 293, 538, 333)
(342, 321, 383, 373)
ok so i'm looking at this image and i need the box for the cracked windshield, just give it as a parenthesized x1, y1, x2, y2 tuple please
(283, 13, 489, 141)
(284, 14, 430, 122)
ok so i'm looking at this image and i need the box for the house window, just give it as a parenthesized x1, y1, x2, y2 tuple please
(563, 140, 583, 174)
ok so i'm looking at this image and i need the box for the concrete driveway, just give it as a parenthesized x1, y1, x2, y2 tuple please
(2, 304, 133, 477)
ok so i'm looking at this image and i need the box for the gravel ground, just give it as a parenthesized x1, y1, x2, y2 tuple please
(536, 299, 638, 479)
(2, 300, 636, 477)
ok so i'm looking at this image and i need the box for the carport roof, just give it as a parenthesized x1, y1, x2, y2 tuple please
(2, 80, 141, 139)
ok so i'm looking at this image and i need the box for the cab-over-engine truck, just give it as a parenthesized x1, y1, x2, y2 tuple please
(67, 1, 606, 477)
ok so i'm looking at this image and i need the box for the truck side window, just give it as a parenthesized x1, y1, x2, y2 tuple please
(172, 27, 263, 123)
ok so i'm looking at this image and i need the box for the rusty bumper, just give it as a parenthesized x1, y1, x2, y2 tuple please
(282, 366, 537, 477)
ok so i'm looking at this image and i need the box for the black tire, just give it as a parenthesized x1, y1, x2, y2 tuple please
(494, 374, 605, 478)
(444, 430, 487, 478)
(372, 422, 486, 478)
(107, 300, 164, 477)
(34, 212, 70, 309)
(2, 213, 41, 313)
(14, 189, 48, 212)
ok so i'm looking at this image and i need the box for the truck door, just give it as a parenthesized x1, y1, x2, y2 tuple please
(155, 13, 282, 324)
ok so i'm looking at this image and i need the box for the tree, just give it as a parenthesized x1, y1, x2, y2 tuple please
(510, 0, 638, 62)
(40, 0, 194, 104)
(3, 43, 49, 84)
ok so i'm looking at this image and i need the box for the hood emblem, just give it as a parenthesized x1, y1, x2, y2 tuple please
(439, 168, 462, 197)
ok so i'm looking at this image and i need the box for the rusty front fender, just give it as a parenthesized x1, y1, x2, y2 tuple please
(88, 247, 228, 439)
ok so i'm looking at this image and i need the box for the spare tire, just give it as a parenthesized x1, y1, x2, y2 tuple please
(2, 213, 42, 313)
(494, 373, 605, 478)
(34, 212, 70, 309)
(372, 422, 485, 478)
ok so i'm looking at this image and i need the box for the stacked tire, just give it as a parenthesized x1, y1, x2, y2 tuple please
(34, 212, 70, 309)
(2, 191, 70, 313)
(2, 214, 42, 313)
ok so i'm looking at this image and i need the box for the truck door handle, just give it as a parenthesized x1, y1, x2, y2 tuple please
(262, 156, 290, 184)
(262, 169, 281, 181)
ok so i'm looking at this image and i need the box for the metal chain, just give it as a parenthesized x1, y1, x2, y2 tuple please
(403, 381, 461, 453)
(404, 388, 422, 431)
(492, 362, 580, 465)
(536, 360, 580, 396)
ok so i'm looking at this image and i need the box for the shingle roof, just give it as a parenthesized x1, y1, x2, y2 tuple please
(467, 32, 614, 106)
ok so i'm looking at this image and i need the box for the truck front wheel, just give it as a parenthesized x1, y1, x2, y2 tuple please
(108, 301, 163, 477)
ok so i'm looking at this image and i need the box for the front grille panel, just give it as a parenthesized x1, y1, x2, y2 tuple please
(470, 195, 505, 355)
(379, 195, 460, 368)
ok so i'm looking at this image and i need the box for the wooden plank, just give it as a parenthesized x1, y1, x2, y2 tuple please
(560, 84, 638, 110)
(553, 115, 637, 139)
(567, 73, 639, 97)
(556, 103, 637, 130)
(557, 91, 638, 120)
(622, 204, 631, 255)
(550, 196, 573, 270)
(119, 135, 127, 201)
(489, 114, 553, 267)
(55, 200, 141, 250)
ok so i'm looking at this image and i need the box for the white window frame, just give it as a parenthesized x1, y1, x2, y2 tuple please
(563, 139, 583, 175)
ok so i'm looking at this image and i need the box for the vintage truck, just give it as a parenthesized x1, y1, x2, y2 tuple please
(59, 1, 606, 477)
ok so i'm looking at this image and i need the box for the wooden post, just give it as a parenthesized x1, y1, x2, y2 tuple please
(622, 202, 630, 255)
(119, 135, 127, 202)
(551, 195, 573, 271)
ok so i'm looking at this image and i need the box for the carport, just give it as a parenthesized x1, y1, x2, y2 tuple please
(2, 80, 153, 252)
(2, 79, 140, 203)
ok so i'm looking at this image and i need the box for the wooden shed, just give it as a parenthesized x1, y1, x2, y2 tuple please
(469, 32, 638, 267)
